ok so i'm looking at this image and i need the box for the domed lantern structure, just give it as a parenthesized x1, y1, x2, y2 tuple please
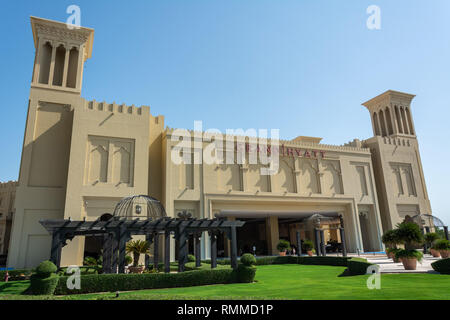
(410, 214, 446, 230)
(112, 195, 166, 220)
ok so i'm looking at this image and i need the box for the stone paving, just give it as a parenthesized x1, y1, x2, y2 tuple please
(361, 254, 440, 273)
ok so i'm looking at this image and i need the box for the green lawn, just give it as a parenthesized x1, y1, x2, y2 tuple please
(1, 265, 450, 300)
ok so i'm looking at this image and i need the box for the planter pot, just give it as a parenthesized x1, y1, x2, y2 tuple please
(279, 251, 286, 256)
(430, 249, 441, 258)
(387, 251, 394, 259)
(392, 256, 401, 263)
(307, 251, 313, 257)
(401, 257, 417, 270)
(128, 266, 144, 274)
(440, 250, 450, 259)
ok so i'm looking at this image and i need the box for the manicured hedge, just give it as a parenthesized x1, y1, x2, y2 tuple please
(55, 269, 240, 295)
(297, 256, 351, 266)
(0, 269, 34, 281)
(57, 266, 100, 276)
(431, 258, 450, 275)
(205, 255, 368, 269)
(207, 255, 372, 275)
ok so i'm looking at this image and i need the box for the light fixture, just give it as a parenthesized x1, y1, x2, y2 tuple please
(135, 205, 142, 215)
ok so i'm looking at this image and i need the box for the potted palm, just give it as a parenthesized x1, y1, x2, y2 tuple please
(126, 239, 150, 273)
(302, 240, 315, 256)
(276, 240, 291, 256)
(424, 233, 440, 257)
(394, 222, 424, 270)
(433, 239, 450, 258)
(382, 229, 400, 259)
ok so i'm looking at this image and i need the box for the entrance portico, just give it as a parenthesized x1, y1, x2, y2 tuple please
(208, 196, 384, 256)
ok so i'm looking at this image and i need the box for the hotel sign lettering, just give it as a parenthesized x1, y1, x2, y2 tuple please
(236, 143, 325, 159)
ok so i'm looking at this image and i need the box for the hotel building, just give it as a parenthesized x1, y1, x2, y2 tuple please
(7, 17, 432, 268)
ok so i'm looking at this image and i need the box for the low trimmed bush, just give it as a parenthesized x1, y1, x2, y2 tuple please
(431, 258, 450, 275)
(187, 254, 196, 262)
(347, 258, 373, 275)
(297, 256, 351, 266)
(55, 269, 238, 295)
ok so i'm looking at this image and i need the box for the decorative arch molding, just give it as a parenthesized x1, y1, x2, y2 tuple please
(321, 160, 344, 195)
(299, 158, 320, 194)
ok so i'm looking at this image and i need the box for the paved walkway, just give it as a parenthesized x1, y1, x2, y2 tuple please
(363, 254, 440, 273)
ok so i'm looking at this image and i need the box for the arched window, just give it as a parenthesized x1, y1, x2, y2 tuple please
(52, 45, 66, 86)
(38, 42, 52, 84)
(395, 106, 403, 134)
(406, 107, 415, 135)
(385, 107, 393, 135)
(379, 110, 387, 136)
(400, 107, 409, 135)
(66, 47, 79, 88)
(373, 112, 381, 136)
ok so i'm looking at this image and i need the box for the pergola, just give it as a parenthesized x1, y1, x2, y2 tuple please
(39, 211, 245, 273)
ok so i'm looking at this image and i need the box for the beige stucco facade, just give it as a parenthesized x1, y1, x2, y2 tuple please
(6, 17, 433, 268)
(0, 181, 17, 256)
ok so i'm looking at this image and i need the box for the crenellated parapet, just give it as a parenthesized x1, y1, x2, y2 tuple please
(164, 127, 370, 154)
(83, 99, 150, 116)
(0, 181, 18, 189)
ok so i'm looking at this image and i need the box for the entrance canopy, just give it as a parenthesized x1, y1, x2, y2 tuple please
(216, 210, 340, 220)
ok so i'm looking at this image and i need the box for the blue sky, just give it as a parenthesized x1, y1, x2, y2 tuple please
(1, 0, 449, 225)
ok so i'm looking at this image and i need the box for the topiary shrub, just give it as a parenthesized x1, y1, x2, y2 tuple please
(235, 264, 256, 283)
(30, 260, 59, 295)
(30, 274, 59, 295)
(35, 260, 57, 278)
(431, 258, 450, 274)
(240, 253, 256, 266)
(125, 255, 133, 266)
(187, 254, 196, 262)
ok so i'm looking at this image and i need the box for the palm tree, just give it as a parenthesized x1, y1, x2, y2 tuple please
(126, 240, 150, 267)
